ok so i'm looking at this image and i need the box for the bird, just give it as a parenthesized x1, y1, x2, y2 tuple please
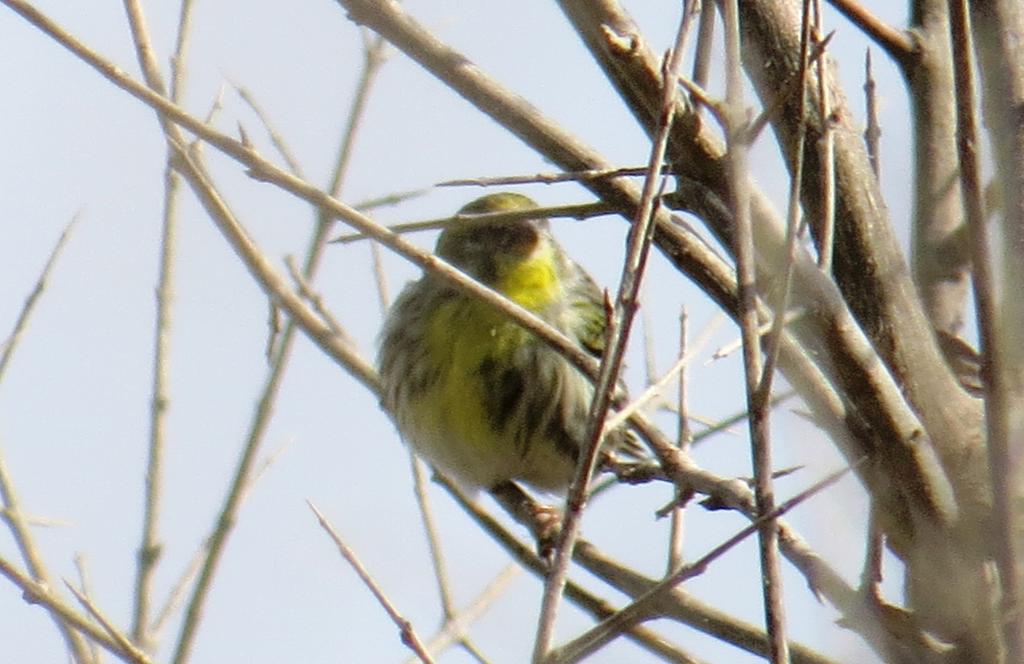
(377, 192, 630, 494)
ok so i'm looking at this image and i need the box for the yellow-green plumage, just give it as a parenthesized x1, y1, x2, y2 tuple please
(378, 193, 621, 492)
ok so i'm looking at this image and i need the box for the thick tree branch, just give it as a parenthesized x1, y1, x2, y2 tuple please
(905, 0, 972, 337)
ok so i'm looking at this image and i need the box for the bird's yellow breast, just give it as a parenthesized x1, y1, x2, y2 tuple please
(398, 295, 533, 485)
(394, 241, 574, 488)
(495, 244, 562, 312)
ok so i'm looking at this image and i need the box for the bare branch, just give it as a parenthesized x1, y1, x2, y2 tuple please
(331, 201, 616, 244)
(0, 452, 93, 662)
(0, 215, 79, 386)
(549, 463, 854, 663)
(0, 555, 150, 663)
(308, 502, 435, 663)
(963, 1, 1024, 659)
(723, 0, 789, 658)
(863, 49, 882, 177)
(534, 10, 696, 657)
(445, 477, 831, 664)
(825, 0, 915, 60)
(121, 0, 196, 648)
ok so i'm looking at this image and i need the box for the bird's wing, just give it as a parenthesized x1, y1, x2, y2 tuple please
(568, 269, 608, 359)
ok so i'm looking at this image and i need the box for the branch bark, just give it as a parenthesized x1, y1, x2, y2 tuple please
(905, 0, 972, 337)
(968, 1, 1024, 659)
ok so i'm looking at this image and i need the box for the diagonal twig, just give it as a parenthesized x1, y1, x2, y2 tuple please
(549, 463, 856, 663)
(0, 215, 79, 386)
(308, 501, 435, 664)
(825, 0, 914, 62)
(722, 0, 788, 659)
(532, 7, 698, 657)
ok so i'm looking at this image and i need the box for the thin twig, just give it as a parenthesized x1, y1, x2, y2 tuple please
(442, 479, 713, 664)
(863, 49, 881, 178)
(604, 313, 724, 432)
(813, 1, 837, 272)
(690, 391, 796, 447)
(691, 1, 716, 115)
(408, 459, 457, 616)
(67, 580, 148, 663)
(149, 546, 205, 639)
(122, 0, 196, 647)
(0, 215, 79, 386)
(457, 641, 490, 664)
(723, 0, 789, 661)
(73, 554, 102, 663)
(0, 452, 92, 661)
(438, 165, 671, 187)
(667, 308, 693, 573)
(236, 83, 305, 177)
(825, 0, 914, 61)
(549, 463, 855, 663)
(284, 256, 350, 338)
(532, 11, 695, 658)
(0, 556, 151, 664)
(632, 410, 929, 660)
(353, 187, 431, 212)
(135, 149, 177, 651)
(759, 0, 813, 410)
(0, 510, 70, 528)
(675, 75, 727, 126)
(369, 241, 390, 316)
(167, 0, 194, 101)
(859, 508, 884, 601)
(641, 306, 658, 391)
(332, 201, 616, 244)
(324, 29, 386, 206)
(710, 309, 805, 362)
(746, 31, 835, 145)
(308, 502, 435, 663)
(147, 436, 287, 639)
(265, 299, 282, 361)
(480, 478, 838, 664)
(412, 563, 520, 662)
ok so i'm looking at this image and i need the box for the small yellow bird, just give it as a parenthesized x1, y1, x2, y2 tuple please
(378, 193, 628, 492)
